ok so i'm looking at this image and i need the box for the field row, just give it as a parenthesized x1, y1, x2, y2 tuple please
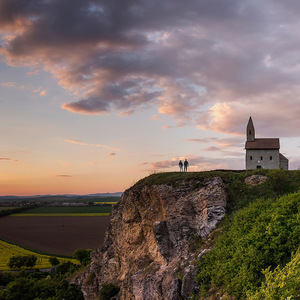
(16, 206, 112, 214)
(12, 213, 110, 217)
(0, 240, 78, 271)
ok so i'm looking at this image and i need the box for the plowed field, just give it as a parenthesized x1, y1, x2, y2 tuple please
(0, 216, 110, 256)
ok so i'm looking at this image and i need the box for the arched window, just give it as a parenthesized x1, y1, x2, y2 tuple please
(270, 156, 273, 160)
(260, 156, 263, 161)
(250, 156, 253, 160)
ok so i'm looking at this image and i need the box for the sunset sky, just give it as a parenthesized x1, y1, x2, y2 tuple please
(1, 0, 300, 196)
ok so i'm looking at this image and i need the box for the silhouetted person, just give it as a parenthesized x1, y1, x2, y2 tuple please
(184, 159, 189, 172)
(179, 160, 183, 172)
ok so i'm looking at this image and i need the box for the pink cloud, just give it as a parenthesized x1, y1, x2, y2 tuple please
(1, 0, 300, 138)
(139, 154, 244, 172)
(33, 87, 47, 96)
(27, 69, 40, 76)
(1, 82, 25, 89)
(0, 158, 18, 162)
(65, 139, 121, 152)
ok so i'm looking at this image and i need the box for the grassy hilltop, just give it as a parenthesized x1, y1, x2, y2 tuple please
(135, 169, 300, 299)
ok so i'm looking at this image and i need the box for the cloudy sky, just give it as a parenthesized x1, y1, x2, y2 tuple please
(1, 0, 300, 195)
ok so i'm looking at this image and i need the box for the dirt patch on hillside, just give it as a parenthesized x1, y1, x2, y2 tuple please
(0, 216, 110, 256)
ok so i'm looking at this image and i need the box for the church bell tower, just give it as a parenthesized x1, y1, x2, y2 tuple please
(246, 116, 255, 142)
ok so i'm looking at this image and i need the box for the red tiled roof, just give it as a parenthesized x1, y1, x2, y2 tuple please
(245, 138, 280, 149)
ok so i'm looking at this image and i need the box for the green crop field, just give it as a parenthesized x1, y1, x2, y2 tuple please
(94, 201, 118, 205)
(0, 240, 78, 270)
(12, 213, 110, 217)
(0, 207, 14, 211)
(11, 206, 112, 216)
(83, 197, 120, 203)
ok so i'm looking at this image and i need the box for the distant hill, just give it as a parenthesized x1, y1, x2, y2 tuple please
(0, 192, 123, 201)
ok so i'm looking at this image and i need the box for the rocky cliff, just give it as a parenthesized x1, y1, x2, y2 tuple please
(73, 175, 228, 299)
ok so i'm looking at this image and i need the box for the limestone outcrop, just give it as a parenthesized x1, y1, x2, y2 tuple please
(72, 176, 227, 299)
(244, 174, 268, 186)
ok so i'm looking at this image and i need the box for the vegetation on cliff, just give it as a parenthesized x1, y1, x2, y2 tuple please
(135, 169, 300, 299)
(0, 262, 83, 299)
(196, 171, 300, 299)
(134, 169, 300, 212)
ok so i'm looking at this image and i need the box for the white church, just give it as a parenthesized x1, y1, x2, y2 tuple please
(245, 117, 288, 170)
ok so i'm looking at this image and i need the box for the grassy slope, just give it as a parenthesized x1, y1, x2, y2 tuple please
(197, 192, 299, 299)
(0, 240, 78, 270)
(248, 249, 300, 300)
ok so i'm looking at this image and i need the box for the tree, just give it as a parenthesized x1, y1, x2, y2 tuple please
(5, 278, 35, 300)
(73, 249, 92, 265)
(267, 169, 291, 196)
(25, 255, 37, 268)
(7, 255, 37, 269)
(48, 257, 60, 266)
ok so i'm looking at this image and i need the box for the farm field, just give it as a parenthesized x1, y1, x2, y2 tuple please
(0, 240, 78, 271)
(0, 216, 110, 256)
(11, 206, 112, 216)
(95, 201, 118, 205)
(81, 196, 120, 203)
(0, 207, 14, 211)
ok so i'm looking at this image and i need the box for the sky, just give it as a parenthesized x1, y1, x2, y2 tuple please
(1, 0, 300, 196)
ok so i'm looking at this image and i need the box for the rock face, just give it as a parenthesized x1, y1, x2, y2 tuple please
(72, 176, 227, 300)
(244, 174, 268, 186)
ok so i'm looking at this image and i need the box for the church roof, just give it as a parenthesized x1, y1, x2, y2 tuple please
(279, 153, 288, 161)
(245, 138, 280, 150)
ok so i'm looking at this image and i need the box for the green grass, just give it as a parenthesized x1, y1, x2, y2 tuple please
(84, 197, 120, 203)
(12, 206, 112, 215)
(94, 202, 118, 205)
(196, 191, 300, 299)
(0, 240, 78, 270)
(0, 207, 14, 211)
(247, 249, 300, 300)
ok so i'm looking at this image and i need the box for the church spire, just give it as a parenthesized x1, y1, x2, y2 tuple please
(247, 116, 255, 142)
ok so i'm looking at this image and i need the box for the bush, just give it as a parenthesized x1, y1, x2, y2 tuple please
(197, 192, 300, 299)
(99, 283, 120, 300)
(73, 249, 92, 265)
(48, 257, 60, 266)
(248, 249, 300, 300)
(7, 255, 37, 269)
(4, 277, 84, 300)
(49, 261, 75, 277)
(0, 272, 14, 286)
(267, 169, 292, 196)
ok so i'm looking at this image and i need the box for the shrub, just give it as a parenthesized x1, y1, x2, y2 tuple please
(73, 249, 92, 265)
(197, 192, 300, 299)
(7, 255, 37, 269)
(248, 249, 300, 300)
(49, 261, 75, 277)
(267, 169, 292, 196)
(48, 257, 60, 266)
(99, 283, 120, 300)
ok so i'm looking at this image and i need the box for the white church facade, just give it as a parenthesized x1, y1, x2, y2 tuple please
(245, 117, 288, 170)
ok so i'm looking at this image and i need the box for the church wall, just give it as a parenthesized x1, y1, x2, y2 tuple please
(280, 157, 289, 170)
(246, 149, 280, 170)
